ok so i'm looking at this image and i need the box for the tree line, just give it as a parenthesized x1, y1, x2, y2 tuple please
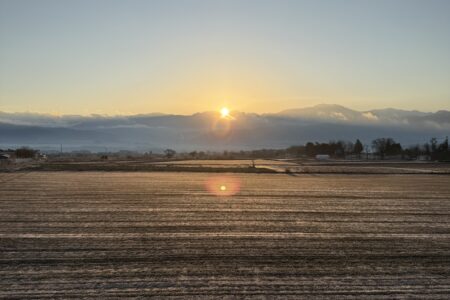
(180, 136, 449, 161)
(0, 147, 39, 158)
(2, 137, 449, 161)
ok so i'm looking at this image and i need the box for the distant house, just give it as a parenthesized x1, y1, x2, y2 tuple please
(315, 154, 330, 161)
(0, 154, 12, 165)
(0, 154, 10, 160)
(418, 155, 430, 161)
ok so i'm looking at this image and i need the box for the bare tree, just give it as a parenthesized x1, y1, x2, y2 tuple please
(164, 149, 176, 159)
(371, 138, 402, 160)
(354, 139, 363, 158)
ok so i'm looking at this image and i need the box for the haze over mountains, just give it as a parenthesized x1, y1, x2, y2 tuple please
(1, 104, 449, 152)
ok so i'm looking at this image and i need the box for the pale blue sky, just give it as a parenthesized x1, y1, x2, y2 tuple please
(1, 0, 449, 114)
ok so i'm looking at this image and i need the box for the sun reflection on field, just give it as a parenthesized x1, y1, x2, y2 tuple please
(206, 175, 240, 196)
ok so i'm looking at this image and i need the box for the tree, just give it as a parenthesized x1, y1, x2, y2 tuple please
(438, 137, 449, 152)
(15, 147, 38, 158)
(344, 141, 354, 155)
(404, 144, 421, 160)
(372, 138, 402, 159)
(372, 138, 388, 159)
(431, 137, 450, 161)
(430, 138, 438, 154)
(305, 142, 316, 157)
(164, 149, 176, 159)
(353, 139, 364, 158)
(333, 141, 346, 157)
(385, 139, 402, 156)
(286, 146, 305, 157)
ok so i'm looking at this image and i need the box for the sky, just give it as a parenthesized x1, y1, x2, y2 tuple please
(1, 0, 450, 115)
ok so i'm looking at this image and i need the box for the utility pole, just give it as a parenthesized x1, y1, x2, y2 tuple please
(60, 144, 63, 154)
(364, 145, 370, 160)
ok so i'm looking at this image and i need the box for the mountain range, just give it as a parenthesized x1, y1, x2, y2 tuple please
(1, 104, 449, 152)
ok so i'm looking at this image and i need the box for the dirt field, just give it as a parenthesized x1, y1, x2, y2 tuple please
(1, 172, 450, 298)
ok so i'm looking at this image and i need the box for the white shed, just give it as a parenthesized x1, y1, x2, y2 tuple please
(315, 154, 330, 161)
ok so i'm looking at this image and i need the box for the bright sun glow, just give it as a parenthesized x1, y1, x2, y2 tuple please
(220, 107, 230, 118)
(220, 185, 227, 191)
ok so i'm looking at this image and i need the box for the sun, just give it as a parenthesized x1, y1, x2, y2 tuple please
(220, 107, 230, 118)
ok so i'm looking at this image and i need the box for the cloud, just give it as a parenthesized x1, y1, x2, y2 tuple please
(331, 112, 348, 121)
(362, 112, 378, 121)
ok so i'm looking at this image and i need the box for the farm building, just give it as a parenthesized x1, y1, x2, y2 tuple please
(0, 154, 10, 160)
(0, 153, 12, 165)
(315, 154, 330, 161)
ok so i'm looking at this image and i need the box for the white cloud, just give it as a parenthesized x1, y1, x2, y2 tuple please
(362, 112, 378, 121)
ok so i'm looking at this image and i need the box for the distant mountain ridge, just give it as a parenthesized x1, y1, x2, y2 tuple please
(1, 104, 448, 127)
(0, 104, 449, 151)
(277, 104, 443, 124)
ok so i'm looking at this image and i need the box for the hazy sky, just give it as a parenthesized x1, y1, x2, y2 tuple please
(1, 0, 449, 115)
